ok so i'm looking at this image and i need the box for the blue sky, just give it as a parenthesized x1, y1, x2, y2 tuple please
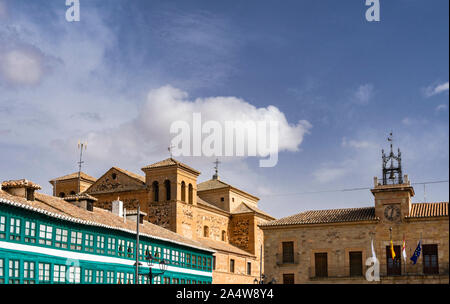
(0, 0, 448, 219)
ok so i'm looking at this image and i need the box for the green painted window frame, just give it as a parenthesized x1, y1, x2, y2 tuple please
(24, 221, 36, 244)
(9, 218, 21, 241)
(107, 237, 116, 255)
(96, 235, 105, 254)
(0, 216, 6, 239)
(84, 233, 95, 253)
(23, 261, 36, 284)
(38, 262, 51, 283)
(8, 259, 20, 284)
(53, 264, 66, 284)
(55, 228, 68, 249)
(70, 231, 83, 251)
(38, 224, 53, 246)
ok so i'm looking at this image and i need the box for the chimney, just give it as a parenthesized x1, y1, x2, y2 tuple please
(1, 179, 42, 201)
(64, 193, 97, 212)
(112, 198, 124, 217)
(125, 209, 147, 224)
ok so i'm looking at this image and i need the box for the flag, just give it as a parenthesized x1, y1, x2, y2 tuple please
(410, 240, 422, 265)
(390, 239, 396, 260)
(401, 237, 407, 262)
(371, 238, 377, 259)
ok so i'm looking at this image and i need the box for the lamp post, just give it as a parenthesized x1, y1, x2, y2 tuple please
(145, 253, 168, 284)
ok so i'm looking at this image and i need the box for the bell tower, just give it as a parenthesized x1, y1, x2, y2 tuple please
(371, 133, 415, 224)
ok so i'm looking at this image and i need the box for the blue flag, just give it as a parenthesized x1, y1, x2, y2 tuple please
(410, 240, 422, 265)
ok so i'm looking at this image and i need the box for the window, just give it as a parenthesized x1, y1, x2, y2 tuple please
(283, 273, 295, 284)
(68, 266, 81, 284)
(59, 192, 65, 198)
(0, 216, 5, 239)
(230, 259, 235, 273)
(24, 221, 36, 243)
(221, 230, 226, 241)
(180, 252, 186, 266)
(55, 228, 68, 248)
(106, 271, 114, 284)
(97, 236, 105, 254)
(8, 260, 20, 284)
(84, 269, 93, 283)
(349, 251, 363, 277)
(140, 243, 152, 260)
(70, 231, 82, 250)
(423, 244, 439, 275)
(314, 252, 328, 277)
(172, 278, 179, 284)
(85, 234, 94, 252)
(112, 173, 117, 180)
(181, 181, 186, 202)
(153, 276, 161, 284)
(96, 270, 104, 284)
(152, 181, 159, 202)
(9, 218, 21, 241)
(38, 263, 51, 283)
(23, 261, 36, 284)
(164, 180, 171, 201)
(53, 265, 66, 284)
(203, 257, 207, 270)
(139, 274, 148, 284)
(207, 258, 212, 271)
(163, 248, 170, 261)
(0, 259, 3, 284)
(203, 226, 209, 238)
(247, 262, 252, 275)
(107, 237, 116, 255)
(192, 255, 197, 269)
(127, 241, 134, 258)
(282, 241, 294, 264)
(386, 246, 401, 276)
(213, 256, 216, 270)
(126, 273, 134, 284)
(118, 239, 125, 257)
(186, 253, 191, 267)
(163, 277, 170, 284)
(188, 184, 193, 204)
(117, 272, 125, 284)
(154, 247, 161, 259)
(39, 224, 53, 246)
(172, 250, 179, 265)
(220, 197, 224, 202)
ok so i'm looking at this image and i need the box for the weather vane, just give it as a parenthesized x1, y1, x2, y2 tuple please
(213, 158, 221, 180)
(168, 144, 175, 158)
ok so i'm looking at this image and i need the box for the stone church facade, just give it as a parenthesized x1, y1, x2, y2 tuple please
(50, 158, 274, 284)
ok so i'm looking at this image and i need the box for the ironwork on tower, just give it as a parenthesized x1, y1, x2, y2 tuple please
(381, 132, 403, 185)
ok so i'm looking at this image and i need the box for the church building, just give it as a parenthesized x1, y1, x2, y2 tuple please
(50, 158, 275, 284)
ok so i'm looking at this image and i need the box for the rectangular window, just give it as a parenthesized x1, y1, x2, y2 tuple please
(70, 231, 82, 250)
(207, 257, 212, 271)
(163, 277, 170, 284)
(39, 224, 53, 246)
(349, 251, 363, 277)
(85, 234, 94, 252)
(106, 271, 114, 284)
(8, 260, 20, 284)
(117, 272, 125, 284)
(283, 273, 295, 284)
(163, 248, 170, 261)
(213, 256, 216, 270)
(55, 228, 68, 248)
(24, 221, 36, 243)
(154, 247, 162, 259)
(386, 246, 401, 276)
(96, 236, 105, 254)
(0, 216, 6, 239)
(84, 269, 93, 283)
(172, 278, 179, 284)
(140, 244, 152, 260)
(153, 276, 161, 284)
(96, 270, 104, 284)
(180, 252, 186, 266)
(126, 273, 134, 284)
(23, 261, 36, 284)
(230, 259, 235, 273)
(126, 241, 134, 258)
(314, 252, 328, 278)
(282, 241, 294, 264)
(247, 262, 252, 275)
(9, 218, 21, 241)
(0, 259, 3, 284)
(203, 257, 207, 270)
(38, 263, 51, 283)
(186, 253, 191, 267)
(53, 265, 66, 284)
(68, 266, 81, 284)
(172, 250, 179, 265)
(423, 244, 439, 275)
(107, 237, 116, 255)
(192, 255, 197, 269)
(118, 239, 125, 257)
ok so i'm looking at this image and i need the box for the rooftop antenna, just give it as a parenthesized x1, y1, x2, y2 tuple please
(213, 158, 221, 180)
(77, 140, 87, 195)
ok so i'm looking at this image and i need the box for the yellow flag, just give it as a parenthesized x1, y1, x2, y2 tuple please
(390, 239, 396, 259)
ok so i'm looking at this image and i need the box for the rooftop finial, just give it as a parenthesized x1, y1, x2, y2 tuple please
(213, 158, 221, 180)
(381, 131, 403, 185)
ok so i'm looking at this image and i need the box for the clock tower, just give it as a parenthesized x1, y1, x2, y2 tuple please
(371, 133, 415, 224)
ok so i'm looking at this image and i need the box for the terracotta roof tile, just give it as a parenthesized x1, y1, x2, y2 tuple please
(196, 238, 255, 258)
(142, 158, 200, 175)
(197, 179, 259, 201)
(232, 203, 275, 220)
(49, 172, 97, 183)
(261, 207, 377, 227)
(111, 167, 145, 183)
(0, 189, 212, 252)
(2, 179, 42, 190)
(408, 202, 448, 218)
(63, 193, 98, 202)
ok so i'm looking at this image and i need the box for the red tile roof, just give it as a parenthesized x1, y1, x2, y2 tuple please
(141, 158, 200, 175)
(408, 202, 448, 218)
(49, 172, 97, 183)
(2, 179, 42, 190)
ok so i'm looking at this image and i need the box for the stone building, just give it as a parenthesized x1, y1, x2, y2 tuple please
(50, 158, 275, 284)
(261, 145, 449, 284)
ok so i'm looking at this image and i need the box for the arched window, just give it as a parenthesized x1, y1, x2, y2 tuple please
(181, 181, 186, 202)
(164, 180, 171, 201)
(221, 230, 227, 242)
(59, 192, 65, 198)
(188, 184, 193, 204)
(203, 226, 209, 238)
(152, 181, 159, 202)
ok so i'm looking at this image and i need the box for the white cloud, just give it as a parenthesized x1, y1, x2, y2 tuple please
(352, 83, 374, 105)
(423, 81, 449, 97)
(341, 137, 373, 149)
(435, 104, 448, 112)
(0, 49, 44, 85)
(77, 85, 311, 167)
(313, 167, 348, 183)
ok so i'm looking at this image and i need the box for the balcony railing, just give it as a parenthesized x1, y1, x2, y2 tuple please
(276, 252, 300, 266)
(308, 263, 449, 280)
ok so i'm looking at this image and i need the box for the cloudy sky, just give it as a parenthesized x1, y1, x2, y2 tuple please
(0, 0, 448, 219)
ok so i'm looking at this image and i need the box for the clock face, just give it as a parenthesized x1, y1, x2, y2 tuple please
(384, 205, 401, 221)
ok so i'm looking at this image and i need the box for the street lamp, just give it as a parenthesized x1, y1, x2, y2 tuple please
(145, 252, 168, 284)
(254, 275, 276, 284)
